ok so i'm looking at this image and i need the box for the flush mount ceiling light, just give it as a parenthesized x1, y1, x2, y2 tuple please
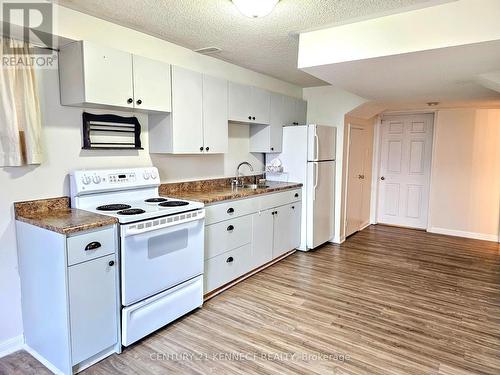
(232, 0, 279, 18)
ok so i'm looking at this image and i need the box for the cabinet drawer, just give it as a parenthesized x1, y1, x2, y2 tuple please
(205, 215, 252, 260)
(260, 188, 301, 211)
(204, 244, 253, 293)
(205, 197, 258, 225)
(67, 227, 115, 266)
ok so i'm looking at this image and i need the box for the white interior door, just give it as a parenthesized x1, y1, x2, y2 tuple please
(346, 127, 366, 236)
(377, 114, 434, 229)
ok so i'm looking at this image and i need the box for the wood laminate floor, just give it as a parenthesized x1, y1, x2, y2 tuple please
(1, 225, 499, 375)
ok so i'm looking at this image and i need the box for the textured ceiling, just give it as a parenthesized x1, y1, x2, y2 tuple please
(57, 0, 436, 87)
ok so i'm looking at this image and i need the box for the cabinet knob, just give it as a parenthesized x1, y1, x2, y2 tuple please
(292, 206, 295, 209)
(136, 99, 142, 105)
(227, 207, 234, 214)
(200, 146, 204, 152)
(127, 98, 133, 104)
(252, 117, 256, 120)
(226, 256, 234, 263)
(206, 147, 209, 151)
(248, 116, 252, 120)
(294, 193, 299, 198)
(227, 225, 234, 231)
(381, 176, 385, 181)
(85, 241, 101, 251)
(108, 260, 115, 267)
(270, 147, 274, 151)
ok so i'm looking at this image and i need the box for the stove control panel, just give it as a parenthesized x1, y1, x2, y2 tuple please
(70, 167, 160, 195)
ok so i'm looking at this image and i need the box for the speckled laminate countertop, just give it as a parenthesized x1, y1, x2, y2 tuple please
(14, 197, 117, 234)
(160, 180, 303, 205)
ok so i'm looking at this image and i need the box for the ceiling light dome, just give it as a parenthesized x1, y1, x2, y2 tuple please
(232, 0, 279, 18)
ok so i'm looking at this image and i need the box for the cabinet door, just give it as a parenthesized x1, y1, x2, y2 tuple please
(83, 41, 134, 108)
(295, 99, 307, 125)
(251, 87, 271, 125)
(251, 210, 273, 268)
(203, 75, 228, 153)
(269, 93, 285, 153)
(273, 205, 293, 259)
(132, 55, 171, 112)
(289, 202, 302, 250)
(228, 82, 252, 122)
(68, 254, 117, 365)
(171, 66, 204, 153)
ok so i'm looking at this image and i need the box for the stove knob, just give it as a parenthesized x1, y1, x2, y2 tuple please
(92, 175, 102, 184)
(143, 171, 150, 180)
(151, 170, 158, 179)
(82, 175, 91, 185)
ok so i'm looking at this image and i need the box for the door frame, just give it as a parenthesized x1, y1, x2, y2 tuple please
(370, 111, 437, 229)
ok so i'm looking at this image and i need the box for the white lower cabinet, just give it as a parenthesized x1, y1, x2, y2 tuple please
(16, 223, 120, 374)
(68, 254, 118, 365)
(204, 189, 301, 294)
(251, 209, 273, 268)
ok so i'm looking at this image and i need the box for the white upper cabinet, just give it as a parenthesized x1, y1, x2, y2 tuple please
(59, 41, 171, 112)
(202, 75, 228, 154)
(132, 55, 172, 112)
(283, 96, 307, 126)
(228, 82, 271, 125)
(251, 87, 271, 125)
(170, 66, 204, 153)
(249, 92, 284, 153)
(149, 67, 229, 154)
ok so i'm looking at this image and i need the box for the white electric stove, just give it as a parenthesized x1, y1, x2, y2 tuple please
(70, 167, 205, 346)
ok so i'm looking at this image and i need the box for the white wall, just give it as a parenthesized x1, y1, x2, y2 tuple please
(428, 109, 500, 241)
(0, 5, 302, 349)
(303, 86, 367, 243)
(298, 0, 500, 68)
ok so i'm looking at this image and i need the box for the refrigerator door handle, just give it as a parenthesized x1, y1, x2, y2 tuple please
(312, 162, 319, 200)
(314, 128, 319, 161)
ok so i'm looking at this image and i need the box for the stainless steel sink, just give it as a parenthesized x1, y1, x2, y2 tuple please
(242, 184, 269, 190)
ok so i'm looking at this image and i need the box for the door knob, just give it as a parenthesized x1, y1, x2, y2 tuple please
(380, 176, 385, 180)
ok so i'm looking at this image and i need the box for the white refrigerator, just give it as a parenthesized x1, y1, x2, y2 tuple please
(266, 125, 336, 251)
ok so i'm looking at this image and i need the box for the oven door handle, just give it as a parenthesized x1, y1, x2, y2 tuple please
(122, 210, 205, 237)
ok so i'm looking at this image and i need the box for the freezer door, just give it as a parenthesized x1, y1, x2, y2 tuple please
(306, 161, 335, 249)
(307, 125, 336, 161)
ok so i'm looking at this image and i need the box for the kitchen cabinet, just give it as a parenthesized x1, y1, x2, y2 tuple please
(59, 41, 171, 112)
(251, 209, 274, 267)
(204, 189, 302, 294)
(273, 203, 302, 258)
(16, 224, 120, 374)
(284, 96, 307, 126)
(132, 55, 172, 112)
(228, 82, 270, 125)
(249, 92, 285, 153)
(68, 254, 118, 365)
(149, 66, 229, 154)
(202, 74, 228, 153)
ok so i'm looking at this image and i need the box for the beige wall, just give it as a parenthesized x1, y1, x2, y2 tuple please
(303, 86, 367, 243)
(0, 6, 303, 347)
(428, 109, 500, 241)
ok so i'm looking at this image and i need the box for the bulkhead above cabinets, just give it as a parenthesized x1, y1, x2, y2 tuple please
(59, 41, 171, 113)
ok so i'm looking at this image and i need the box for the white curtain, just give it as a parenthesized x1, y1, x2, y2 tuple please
(0, 37, 43, 166)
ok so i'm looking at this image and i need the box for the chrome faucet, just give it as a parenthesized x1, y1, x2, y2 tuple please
(233, 161, 254, 188)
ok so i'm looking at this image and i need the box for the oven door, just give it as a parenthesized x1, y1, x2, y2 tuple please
(121, 210, 204, 306)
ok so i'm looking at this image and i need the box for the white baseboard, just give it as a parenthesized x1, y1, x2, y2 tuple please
(427, 227, 499, 242)
(0, 335, 24, 358)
